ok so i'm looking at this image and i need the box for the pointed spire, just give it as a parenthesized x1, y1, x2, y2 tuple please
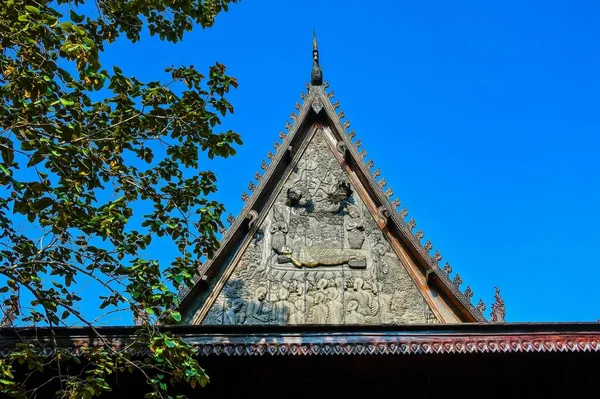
(311, 30, 323, 86)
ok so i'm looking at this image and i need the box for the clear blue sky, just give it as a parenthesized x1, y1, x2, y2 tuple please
(100, 1, 600, 322)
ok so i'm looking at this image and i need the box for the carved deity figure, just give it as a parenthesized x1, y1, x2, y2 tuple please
(270, 205, 288, 253)
(272, 287, 295, 324)
(279, 246, 366, 269)
(244, 286, 271, 325)
(307, 292, 329, 324)
(345, 300, 365, 324)
(345, 205, 365, 249)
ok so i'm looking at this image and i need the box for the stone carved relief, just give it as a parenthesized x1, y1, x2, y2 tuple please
(201, 130, 439, 325)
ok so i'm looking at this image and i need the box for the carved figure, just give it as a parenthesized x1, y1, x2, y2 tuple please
(346, 205, 365, 249)
(279, 246, 366, 269)
(289, 299, 305, 325)
(345, 300, 365, 324)
(307, 292, 329, 324)
(224, 298, 245, 325)
(270, 205, 288, 253)
(325, 287, 343, 324)
(346, 278, 379, 322)
(272, 287, 295, 324)
(244, 287, 271, 325)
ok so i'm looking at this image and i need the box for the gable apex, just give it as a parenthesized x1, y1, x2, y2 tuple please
(177, 38, 492, 325)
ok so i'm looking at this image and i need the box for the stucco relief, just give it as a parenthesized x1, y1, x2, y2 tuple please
(202, 130, 438, 325)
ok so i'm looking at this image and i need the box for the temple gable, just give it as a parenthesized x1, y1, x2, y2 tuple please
(178, 33, 489, 325)
(198, 129, 437, 325)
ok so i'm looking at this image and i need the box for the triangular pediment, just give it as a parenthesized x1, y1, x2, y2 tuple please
(178, 85, 486, 325)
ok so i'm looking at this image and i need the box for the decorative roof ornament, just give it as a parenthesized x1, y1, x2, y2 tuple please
(227, 214, 235, 225)
(400, 208, 408, 218)
(464, 286, 473, 301)
(366, 159, 374, 169)
(490, 287, 506, 323)
(432, 250, 442, 264)
(332, 100, 340, 110)
(260, 160, 268, 170)
(415, 229, 424, 241)
(348, 130, 356, 139)
(311, 96, 324, 114)
(453, 273, 463, 288)
(392, 198, 401, 208)
(254, 172, 262, 181)
(311, 30, 323, 86)
(407, 218, 416, 230)
(477, 299, 487, 313)
(443, 262, 452, 275)
(424, 240, 433, 251)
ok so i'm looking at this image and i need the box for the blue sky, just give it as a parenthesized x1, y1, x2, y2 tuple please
(98, 1, 600, 322)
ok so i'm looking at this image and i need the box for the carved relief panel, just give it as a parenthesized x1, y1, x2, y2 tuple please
(202, 130, 438, 325)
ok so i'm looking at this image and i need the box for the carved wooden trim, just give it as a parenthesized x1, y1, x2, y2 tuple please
(4, 326, 598, 357)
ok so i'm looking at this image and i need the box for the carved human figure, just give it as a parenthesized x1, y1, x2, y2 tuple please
(325, 287, 343, 324)
(279, 246, 366, 269)
(346, 277, 379, 322)
(270, 205, 288, 253)
(307, 292, 329, 324)
(244, 286, 270, 325)
(272, 287, 295, 324)
(316, 278, 329, 291)
(224, 297, 245, 325)
(289, 299, 306, 325)
(345, 300, 365, 324)
(346, 205, 365, 249)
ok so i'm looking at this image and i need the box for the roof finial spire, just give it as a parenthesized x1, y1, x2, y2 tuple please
(311, 30, 323, 86)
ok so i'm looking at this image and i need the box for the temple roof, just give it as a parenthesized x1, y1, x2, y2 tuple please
(177, 34, 503, 325)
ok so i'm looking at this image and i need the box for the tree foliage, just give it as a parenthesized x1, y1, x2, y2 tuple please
(0, 0, 240, 397)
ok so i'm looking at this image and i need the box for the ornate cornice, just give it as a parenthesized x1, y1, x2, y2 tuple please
(1, 324, 599, 357)
(190, 334, 600, 357)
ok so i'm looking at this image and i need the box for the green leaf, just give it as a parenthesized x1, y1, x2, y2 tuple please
(171, 312, 181, 322)
(59, 98, 75, 106)
(24, 5, 40, 15)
